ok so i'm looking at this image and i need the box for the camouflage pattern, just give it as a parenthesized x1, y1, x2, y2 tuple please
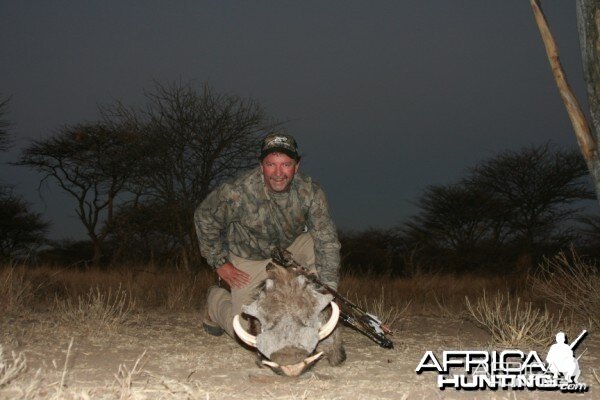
(260, 134, 299, 160)
(194, 166, 341, 287)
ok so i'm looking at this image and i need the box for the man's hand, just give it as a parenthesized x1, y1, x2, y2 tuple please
(216, 262, 251, 289)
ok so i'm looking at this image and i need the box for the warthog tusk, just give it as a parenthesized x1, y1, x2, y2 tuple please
(318, 301, 340, 340)
(262, 352, 324, 376)
(234, 301, 338, 348)
(233, 314, 257, 347)
(304, 351, 324, 365)
(262, 360, 279, 368)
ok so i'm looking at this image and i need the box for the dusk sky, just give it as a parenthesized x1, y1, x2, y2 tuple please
(1, 1, 597, 241)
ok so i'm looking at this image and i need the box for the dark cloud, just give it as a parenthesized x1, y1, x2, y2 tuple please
(1, 1, 596, 239)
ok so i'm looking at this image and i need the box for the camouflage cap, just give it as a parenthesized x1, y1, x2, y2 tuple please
(260, 133, 300, 161)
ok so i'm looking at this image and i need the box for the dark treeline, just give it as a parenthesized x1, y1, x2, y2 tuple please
(7, 82, 279, 268)
(341, 145, 599, 276)
(0, 95, 49, 260)
(402, 145, 598, 275)
(1, 84, 599, 275)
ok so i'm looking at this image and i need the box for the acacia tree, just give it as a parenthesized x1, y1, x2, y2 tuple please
(0, 97, 49, 261)
(338, 228, 402, 275)
(106, 82, 280, 267)
(403, 145, 593, 272)
(403, 183, 507, 272)
(466, 145, 593, 251)
(531, 0, 600, 202)
(17, 123, 139, 265)
(0, 189, 49, 260)
(109, 199, 179, 264)
(405, 185, 505, 251)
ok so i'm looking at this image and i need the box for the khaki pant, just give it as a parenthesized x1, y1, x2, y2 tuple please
(207, 233, 315, 337)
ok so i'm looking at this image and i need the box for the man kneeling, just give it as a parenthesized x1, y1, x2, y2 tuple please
(194, 133, 342, 339)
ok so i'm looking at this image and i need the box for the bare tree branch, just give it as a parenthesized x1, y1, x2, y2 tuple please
(16, 123, 137, 264)
(105, 81, 281, 266)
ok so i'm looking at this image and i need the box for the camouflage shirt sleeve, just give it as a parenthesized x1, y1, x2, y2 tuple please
(307, 184, 341, 289)
(194, 184, 233, 269)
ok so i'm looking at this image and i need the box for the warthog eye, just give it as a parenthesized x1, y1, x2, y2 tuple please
(291, 314, 310, 327)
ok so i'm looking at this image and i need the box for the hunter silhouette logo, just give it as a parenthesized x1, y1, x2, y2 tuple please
(546, 330, 586, 384)
(415, 330, 588, 392)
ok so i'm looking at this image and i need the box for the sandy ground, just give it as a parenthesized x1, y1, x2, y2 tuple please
(1, 312, 598, 399)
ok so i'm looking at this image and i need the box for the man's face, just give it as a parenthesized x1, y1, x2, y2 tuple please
(261, 152, 299, 193)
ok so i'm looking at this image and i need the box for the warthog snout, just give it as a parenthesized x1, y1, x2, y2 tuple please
(262, 349, 324, 377)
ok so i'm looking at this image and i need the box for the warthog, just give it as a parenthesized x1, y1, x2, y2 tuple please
(233, 264, 346, 376)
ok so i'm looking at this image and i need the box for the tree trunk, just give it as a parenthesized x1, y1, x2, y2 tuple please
(531, 0, 600, 203)
(577, 0, 600, 201)
(111, 238, 125, 265)
(92, 239, 102, 266)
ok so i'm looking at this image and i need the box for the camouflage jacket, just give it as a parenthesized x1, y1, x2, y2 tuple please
(194, 167, 341, 287)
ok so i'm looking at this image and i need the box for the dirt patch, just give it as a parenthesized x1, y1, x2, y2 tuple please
(1, 312, 598, 399)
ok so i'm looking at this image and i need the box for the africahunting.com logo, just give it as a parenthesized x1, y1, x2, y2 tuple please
(415, 330, 588, 393)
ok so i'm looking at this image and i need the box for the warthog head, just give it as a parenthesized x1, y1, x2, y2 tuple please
(233, 264, 339, 376)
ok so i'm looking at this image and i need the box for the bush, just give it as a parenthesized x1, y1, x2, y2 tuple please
(465, 290, 565, 347)
(531, 249, 600, 329)
(53, 285, 135, 330)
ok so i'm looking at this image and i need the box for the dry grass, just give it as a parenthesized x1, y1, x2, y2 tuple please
(0, 265, 36, 314)
(340, 270, 516, 318)
(113, 350, 147, 400)
(0, 337, 152, 400)
(53, 285, 135, 330)
(1, 259, 596, 399)
(165, 275, 204, 311)
(0, 264, 216, 312)
(465, 290, 569, 347)
(352, 287, 410, 329)
(0, 344, 27, 388)
(530, 249, 600, 329)
(0, 263, 531, 324)
(0, 343, 41, 398)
